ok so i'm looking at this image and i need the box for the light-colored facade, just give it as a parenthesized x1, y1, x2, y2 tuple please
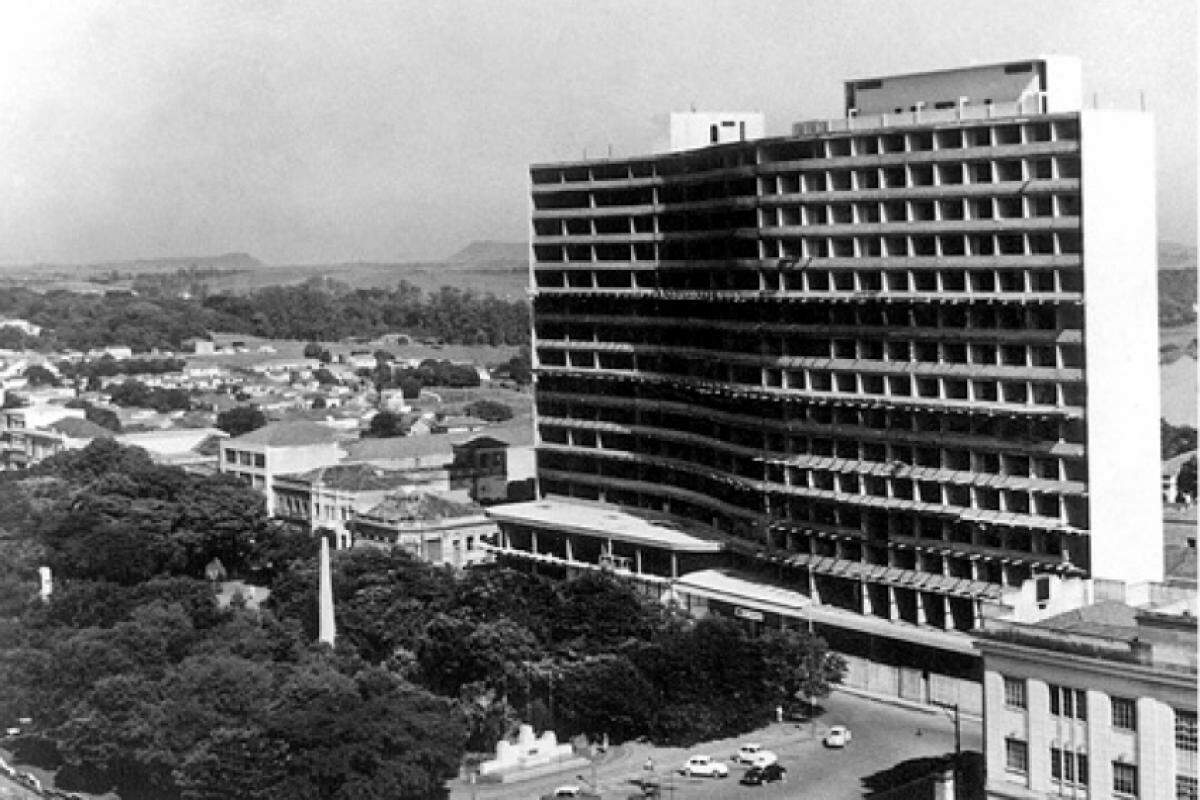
(352, 492, 495, 568)
(0, 405, 87, 470)
(669, 112, 765, 152)
(977, 600, 1197, 799)
(218, 422, 346, 515)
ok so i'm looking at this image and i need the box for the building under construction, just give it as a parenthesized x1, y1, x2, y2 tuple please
(488, 57, 1161, 710)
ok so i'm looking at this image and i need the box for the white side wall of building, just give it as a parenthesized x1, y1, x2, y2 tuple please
(668, 112, 764, 152)
(1080, 109, 1162, 584)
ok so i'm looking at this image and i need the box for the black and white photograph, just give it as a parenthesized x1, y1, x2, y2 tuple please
(0, 2, 1195, 799)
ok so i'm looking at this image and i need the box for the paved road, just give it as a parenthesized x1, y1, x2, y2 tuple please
(450, 691, 982, 800)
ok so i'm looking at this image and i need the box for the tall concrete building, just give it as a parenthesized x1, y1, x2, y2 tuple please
(492, 57, 1161, 706)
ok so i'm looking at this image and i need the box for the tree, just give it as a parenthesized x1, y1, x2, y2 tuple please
(85, 404, 122, 432)
(302, 342, 324, 359)
(464, 399, 513, 422)
(217, 406, 268, 437)
(365, 410, 407, 438)
(22, 364, 60, 386)
(398, 376, 422, 400)
(1179, 456, 1197, 500)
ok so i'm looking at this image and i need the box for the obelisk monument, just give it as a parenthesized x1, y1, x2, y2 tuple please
(318, 536, 336, 646)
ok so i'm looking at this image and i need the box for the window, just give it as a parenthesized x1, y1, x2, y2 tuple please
(1177, 710, 1198, 752)
(1112, 697, 1138, 731)
(1051, 748, 1089, 786)
(254, 453, 266, 468)
(1178, 775, 1199, 800)
(1003, 677, 1027, 709)
(1005, 738, 1028, 774)
(1049, 684, 1087, 720)
(1113, 762, 1138, 796)
(225, 449, 236, 463)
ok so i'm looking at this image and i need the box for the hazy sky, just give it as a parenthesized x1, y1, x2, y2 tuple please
(0, 0, 1195, 264)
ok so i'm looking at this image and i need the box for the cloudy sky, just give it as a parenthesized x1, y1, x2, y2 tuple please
(0, 0, 1194, 264)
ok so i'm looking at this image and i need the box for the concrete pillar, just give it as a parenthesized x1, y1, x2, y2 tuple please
(1025, 679, 1050, 793)
(564, 535, 573, 562)
(606, 537, 614, 556)
(530, 529, 539, 555)
(634, 548, 643, 574)
(1087, 689, 1113, 796)
(915, 591, 927, 625)
(943, 596, 954, 631)
(982, 670, 1012, 794)
(887, 586, 898, 620)
(670, 552, 678, 579)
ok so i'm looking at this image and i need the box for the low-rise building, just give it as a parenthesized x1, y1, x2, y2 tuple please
(218, 422, 346, 514)
(977, 592, 1197, 800)
(273, 463, 427, 548)
(351, 492, 494, 568)
(0, 404, 88, 469)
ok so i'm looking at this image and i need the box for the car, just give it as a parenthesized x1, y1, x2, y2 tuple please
(823, 724, 852, 748)
(740, 763, 788, 785)
(539, 786, 600, 800)
(735, 743, 777, 765)
(680, 755, 729, 778)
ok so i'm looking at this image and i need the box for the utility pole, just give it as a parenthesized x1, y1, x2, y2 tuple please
(951, 703, 961, 800)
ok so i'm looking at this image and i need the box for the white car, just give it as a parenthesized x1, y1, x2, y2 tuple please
(681, 755, 729, 777)
(823, 724, 852, 748)
(735, 743, 778, 766)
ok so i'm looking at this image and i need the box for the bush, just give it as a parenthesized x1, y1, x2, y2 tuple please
(464, 399, 513, 422)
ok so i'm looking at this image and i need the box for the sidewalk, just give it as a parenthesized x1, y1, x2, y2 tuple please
(833, 685, 983, 723)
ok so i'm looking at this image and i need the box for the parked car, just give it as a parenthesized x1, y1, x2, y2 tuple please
(680, 755, 729, 777)
(540, 786, 600, 800)
(740, 763, 788, 785)
(734, 743, 776, 765)
(823, 724, 852, 748)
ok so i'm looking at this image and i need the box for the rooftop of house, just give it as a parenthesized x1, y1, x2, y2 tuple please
(362, 492, 482, 522)
(46, 417, 116, 439)
(1035, 601, 1139, 639)
(229, 421, 342, 448)
(342, 434, 462, 463)
(286, 463, 418, 492)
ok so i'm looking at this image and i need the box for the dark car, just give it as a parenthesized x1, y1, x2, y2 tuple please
(740, 763, 787, 785)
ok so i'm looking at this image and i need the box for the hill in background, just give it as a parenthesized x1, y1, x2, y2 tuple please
(445, 240, 527, 267)
(89, 252, 264, 271)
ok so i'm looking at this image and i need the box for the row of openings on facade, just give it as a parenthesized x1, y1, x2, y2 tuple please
(539, 432, 1086, 526)
(533, 192, 1079, 239)
(534, 265, 1083, 297)
(534, 230, 1081, 263)
(528, 119, 1081, 186)
(538, 321, 1082, 369)
(533, 296, 1079, 330)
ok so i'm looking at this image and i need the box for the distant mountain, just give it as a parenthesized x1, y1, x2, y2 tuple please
(1159, 241, 1196, 271)
(445, 241, 527, 266)
(90, 252, 264, 270)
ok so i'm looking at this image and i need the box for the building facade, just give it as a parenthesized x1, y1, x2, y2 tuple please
(218, 422, 346, 515)
(511, 57, 1159, 638)
(977, 601, 1197, 799)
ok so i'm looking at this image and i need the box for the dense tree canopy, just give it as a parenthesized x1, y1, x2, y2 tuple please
(0, 440, 846, 799)
(216, 406, 268, 437)
(0, 280, 528, 353)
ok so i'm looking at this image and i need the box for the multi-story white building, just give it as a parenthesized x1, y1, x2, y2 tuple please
(491, 56, 1162, 711)
(218, 422, 346, 514)
(977, 596, 1197, 799)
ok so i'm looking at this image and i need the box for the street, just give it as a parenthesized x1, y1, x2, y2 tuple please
(449, 691, 982, 800)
